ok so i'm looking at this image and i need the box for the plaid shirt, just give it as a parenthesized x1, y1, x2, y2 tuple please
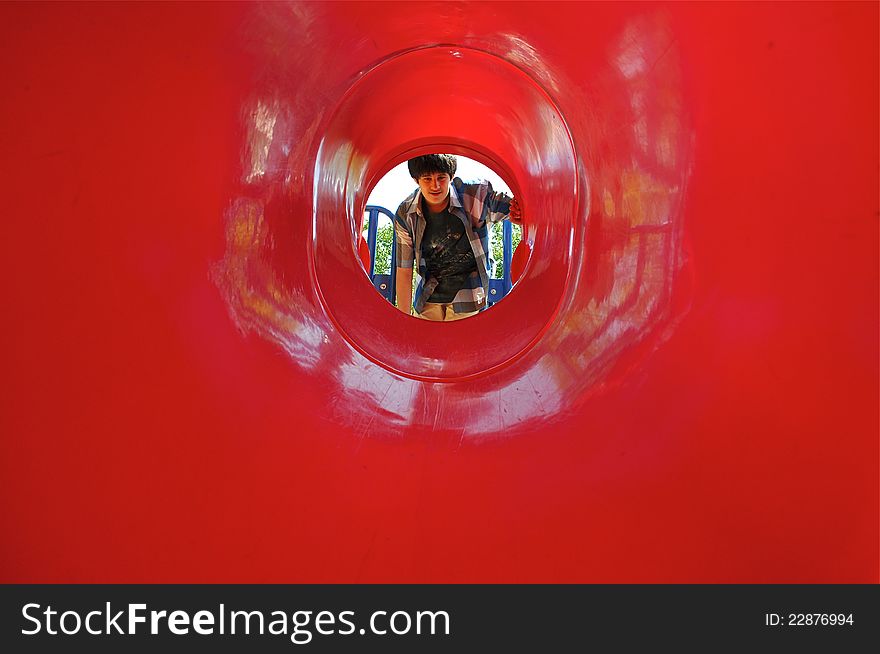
(394, 177, 512, 315)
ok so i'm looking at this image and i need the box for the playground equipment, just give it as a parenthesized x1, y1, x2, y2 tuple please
(360, 203, 519, 305)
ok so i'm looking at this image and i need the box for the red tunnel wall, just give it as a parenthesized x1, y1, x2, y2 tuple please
(0, 2, 877, 582)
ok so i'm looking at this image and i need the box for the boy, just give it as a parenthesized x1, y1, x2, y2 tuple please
(394, 154, 522, 321)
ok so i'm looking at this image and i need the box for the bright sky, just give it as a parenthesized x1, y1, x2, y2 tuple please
(366, 156, 511, 213)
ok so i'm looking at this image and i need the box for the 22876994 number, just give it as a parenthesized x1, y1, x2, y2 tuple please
(788, 614, 853, 626)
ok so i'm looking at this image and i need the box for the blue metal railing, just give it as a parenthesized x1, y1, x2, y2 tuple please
(363, 204, 513, 307)
(363, 205, 398, 303)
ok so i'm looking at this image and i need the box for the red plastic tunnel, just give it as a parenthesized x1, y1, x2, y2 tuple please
(1, 1, 877, 582)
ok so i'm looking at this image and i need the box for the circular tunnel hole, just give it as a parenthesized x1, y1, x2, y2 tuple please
(358, 155, 526, 319)
(313, 45, 578, 379)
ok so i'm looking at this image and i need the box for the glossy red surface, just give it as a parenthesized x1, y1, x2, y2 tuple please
(1, 2, 877, 582)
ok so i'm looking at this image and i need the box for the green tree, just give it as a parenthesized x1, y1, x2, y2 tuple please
(362, 215, 394, 275)
(490, 221, 522, 278)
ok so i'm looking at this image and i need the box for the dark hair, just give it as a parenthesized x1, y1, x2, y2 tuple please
(407, 154, 457, 180)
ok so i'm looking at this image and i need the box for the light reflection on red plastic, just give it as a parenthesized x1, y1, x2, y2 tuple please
(0, 2, 876, 582)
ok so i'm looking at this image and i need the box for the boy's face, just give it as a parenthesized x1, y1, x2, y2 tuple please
(416, 172, 451, 210)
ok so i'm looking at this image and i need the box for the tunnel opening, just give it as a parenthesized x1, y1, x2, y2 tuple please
(358, 155, 525, 320)
(312, 45, 578, 378)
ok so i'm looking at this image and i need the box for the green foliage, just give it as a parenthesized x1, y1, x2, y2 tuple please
(490, 221, 522, 278)
(362, 216, 394, 275)
(373, 223, 394, 275)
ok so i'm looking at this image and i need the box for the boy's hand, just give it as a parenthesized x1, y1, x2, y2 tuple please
(509, 197, 523, 224)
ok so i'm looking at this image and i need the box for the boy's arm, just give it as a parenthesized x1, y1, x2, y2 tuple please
(482, 181, 523, 225)
(394, 206, 415, 314)
(395, 268, 412, 315)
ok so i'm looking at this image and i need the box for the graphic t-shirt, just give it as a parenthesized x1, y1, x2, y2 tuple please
(420, 205, 477, 303)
